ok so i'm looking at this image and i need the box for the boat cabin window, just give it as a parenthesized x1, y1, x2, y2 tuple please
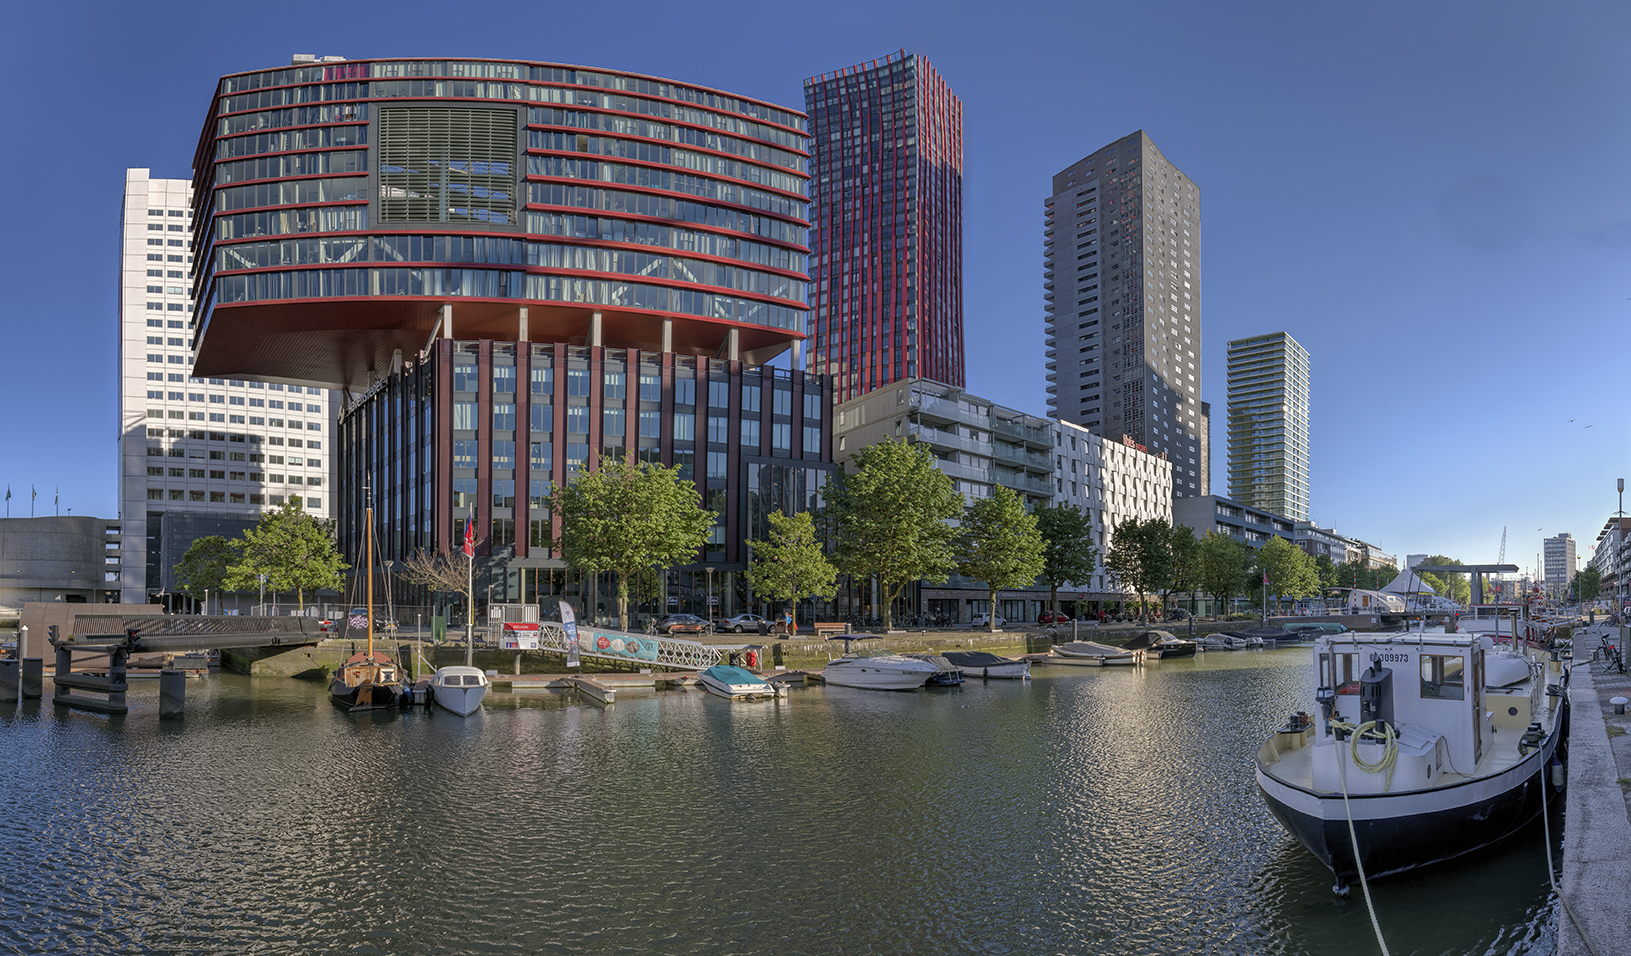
(462, 675, 482, 685)
(1420, 655, 1465, 700)
(1321, 653, 1361, 695)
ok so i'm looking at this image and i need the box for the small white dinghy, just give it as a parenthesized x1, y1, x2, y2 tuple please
(698, 664, 784, 701)
(429, 666, 490, 716)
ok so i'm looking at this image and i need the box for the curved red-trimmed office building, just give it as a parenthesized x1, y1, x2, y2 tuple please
(188, 57, 811, 388)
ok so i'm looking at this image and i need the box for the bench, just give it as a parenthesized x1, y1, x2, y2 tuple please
(812, 622, 849, 639)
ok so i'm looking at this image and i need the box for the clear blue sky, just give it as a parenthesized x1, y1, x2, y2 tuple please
(2, 0, 1627, 576)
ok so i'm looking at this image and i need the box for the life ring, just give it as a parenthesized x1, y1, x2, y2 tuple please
(745, 650, 758, 668)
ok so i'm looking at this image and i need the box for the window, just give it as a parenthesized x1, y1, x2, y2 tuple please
(453, 402, 477, 430)
(604, 371, 626, 400)
(529, 404, 551, 432)
(742, 388, 761, 414)
(566, 369, 591, 397)
(492, 440, 515, 467)
(452, 478, 478, 507)
(453, 440, 477, 468)
(708, 416, 730, 444)
(1420, 655, 1465, 700)
(566, 406, 590, 434)
(672, 413, 695, 441)
(531, 366, 553, 395)
(804, 393, 823, 419)
(603, 408, 625, 437)
(493, 403, 515, 430)
(492, 479, 516, 509)
(772, 423, 791, 450)
(638, 373, 661, 402)
(493, 366, 515, 394)
(773, 390, 792, 416)
(147, 488, 164, 500)
(804, 426, 822, 454)
(530, 441, 552, 468)
(453, 364, 478, 391)
(708, 380, 730, 408)
(675, 377, 695, 406)
(707, 451, 728, 479)
(741, 419, 759, 447)
(639, 410, 660, 438)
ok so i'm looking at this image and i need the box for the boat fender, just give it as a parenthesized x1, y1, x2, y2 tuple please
(1550, 757, 1565, 790)
(745, 650, 758, 668)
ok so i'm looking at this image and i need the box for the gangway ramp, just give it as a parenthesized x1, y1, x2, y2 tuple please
(532, 623, 757, 671)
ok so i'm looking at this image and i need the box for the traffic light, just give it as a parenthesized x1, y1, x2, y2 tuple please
(47, 625, 59, 643)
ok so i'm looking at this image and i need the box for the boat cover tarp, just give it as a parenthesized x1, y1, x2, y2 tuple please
(1122, 630, 1177, 650)
(942, 651, 1011, 668)
(700, 664, 768, 685)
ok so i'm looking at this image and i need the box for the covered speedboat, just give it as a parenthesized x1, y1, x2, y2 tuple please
(1050, 641, 1142, 666)
(429, 665, 490, 716)
(941, 650, 1031, 679)
(1256, 630, 1568, 893)
(1123, 629, 1197, 659)
(698, 664, 783, 701)
(822, 653, 940, 690)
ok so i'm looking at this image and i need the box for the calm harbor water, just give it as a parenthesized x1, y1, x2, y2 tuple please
(0, 647, 1558, 955)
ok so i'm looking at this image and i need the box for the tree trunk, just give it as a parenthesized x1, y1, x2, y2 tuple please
(988, 585, 998, 632)
(617, 572, 630, 631)
(1050, 584, 1059, 616)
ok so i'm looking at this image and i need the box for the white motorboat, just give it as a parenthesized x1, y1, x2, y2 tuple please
(698, 664, 784, 701)
(1256, 629, 1568, 893)
(1124, 630, 1198, 659)
(941, 650, 1031, 679)
(821, 653, 940, 690)
(903, 653, 965, 685)
(429, 666, 489, 716)
(1050, 641, 1142, 666)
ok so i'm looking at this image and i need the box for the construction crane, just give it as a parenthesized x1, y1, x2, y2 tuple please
(1496, 527, 1507, 599)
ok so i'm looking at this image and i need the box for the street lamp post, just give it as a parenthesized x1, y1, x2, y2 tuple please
(706, 566, 715, 629)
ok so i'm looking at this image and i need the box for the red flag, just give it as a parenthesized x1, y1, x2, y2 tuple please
(1262, 570, 1268, 585)
(462, 507, 476, 557)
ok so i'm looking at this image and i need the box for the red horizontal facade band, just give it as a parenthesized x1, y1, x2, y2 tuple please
(212, 222, 811, 259)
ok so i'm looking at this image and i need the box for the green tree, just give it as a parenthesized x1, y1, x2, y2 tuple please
(175, 536, 236, 613)
(1417, 555, 1471, 605)
(1104, 517, 1173, 624)
(1258, 536, 1320, 612)
(1575, 565, 1602, 603)
(1164, 525, 1201, 618)
(1198, 531, 1250, 617)
(1034, 503, 1098, 615)
(225, 496, 346, 611)
(827, 438, 962, 632)
(957, 486, 1047, 633)
(1314, 554, 1339, 592)
(747, 510, 838, 626)
(550, 455, 716, 631)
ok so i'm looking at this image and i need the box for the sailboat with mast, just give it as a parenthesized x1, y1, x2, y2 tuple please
(329, 491, 406, 711)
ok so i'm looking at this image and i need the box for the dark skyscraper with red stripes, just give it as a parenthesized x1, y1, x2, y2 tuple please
(805, 51, 963, 401)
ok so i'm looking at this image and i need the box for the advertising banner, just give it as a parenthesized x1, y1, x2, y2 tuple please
(500, 622, 540, 650)
(561, 601, 580, 668)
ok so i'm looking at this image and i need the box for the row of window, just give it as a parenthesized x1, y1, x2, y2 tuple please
(218, 63, 804, 134)
(143, 391, 320, 412)
(214, 149, 367, 185)
(143, 428, 317, 449)
(531, 132, 804, 196)
(147, 487, 319, 508)
(527, 184, 805, 243)
(528, 156, 803, 217)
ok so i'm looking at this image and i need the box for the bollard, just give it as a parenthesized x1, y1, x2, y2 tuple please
(159, 669, 186, 718)
(0, 659, 17, 703)
(21, 658, 43, 699)
(1612, 696, 1628, 716)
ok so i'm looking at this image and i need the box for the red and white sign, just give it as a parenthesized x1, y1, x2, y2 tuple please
(500, 622, 540, 650)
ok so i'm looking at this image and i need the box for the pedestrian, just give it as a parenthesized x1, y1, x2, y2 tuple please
(784, 609, 796, 637)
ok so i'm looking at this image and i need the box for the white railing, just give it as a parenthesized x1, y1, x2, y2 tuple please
(529, 623, 727, 670)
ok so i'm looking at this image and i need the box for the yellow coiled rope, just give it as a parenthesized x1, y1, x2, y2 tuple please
(1331, 719, 1399, 792)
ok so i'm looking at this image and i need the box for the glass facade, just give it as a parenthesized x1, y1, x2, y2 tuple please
(190, 57, 811, 388)
(338, 341, 835, 625)
(804, 51, 964, 401)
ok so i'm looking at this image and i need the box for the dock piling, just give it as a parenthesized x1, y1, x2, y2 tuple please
(21, 658, 43, 699)
(159, 669, 185, 718)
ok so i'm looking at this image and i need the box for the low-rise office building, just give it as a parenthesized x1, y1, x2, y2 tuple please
(0, 517, 124, 616)
(832, 378, 1055, 623)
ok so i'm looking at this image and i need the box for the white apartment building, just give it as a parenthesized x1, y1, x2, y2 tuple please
(117, 168, 332, 606)
(1052, 419, 1173, 601)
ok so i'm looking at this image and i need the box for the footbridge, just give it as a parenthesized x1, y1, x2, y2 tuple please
(39, 615, 326, 717)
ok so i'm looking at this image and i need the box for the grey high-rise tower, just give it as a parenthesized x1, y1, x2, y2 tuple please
(1226, 331, 1310, 521)
(1044, 131, 1206, 496)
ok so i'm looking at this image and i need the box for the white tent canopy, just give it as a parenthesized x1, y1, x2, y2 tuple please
(1381, 569, 1437, 595)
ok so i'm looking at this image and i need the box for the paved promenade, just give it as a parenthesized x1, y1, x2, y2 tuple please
(1559, 622, 1631, 956)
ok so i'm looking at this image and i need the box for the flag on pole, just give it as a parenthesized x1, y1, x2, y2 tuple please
(462, 507, 477, 557)
(1263, 570, 1269, 585)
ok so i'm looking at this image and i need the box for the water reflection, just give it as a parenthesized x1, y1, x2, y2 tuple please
(0, 650, 1556, 955)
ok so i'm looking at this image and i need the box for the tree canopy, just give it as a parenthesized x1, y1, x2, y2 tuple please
(747, 509, 838, 624)
(550, 455, 716, 631)
(1256, 536, 1320, 610)
(957, 486, 1047, 632)
(1197, 531, 1252, 615)
(224, 496, 346, 610)
(1164, 525, 1201, 615)
(1575, 565, 1602, 603)
(174, 536, 236, 611)
(827, 438, 962, 631)
(1104, 516, 1173, 623)
(1034, 503, 1098, 614)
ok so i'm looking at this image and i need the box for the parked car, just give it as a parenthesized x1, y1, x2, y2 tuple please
(720, 613, 768, 633)
(658, 613, 711, 635)
(971, 613, 1006, 627)
(1037, 610, 1070, 625)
